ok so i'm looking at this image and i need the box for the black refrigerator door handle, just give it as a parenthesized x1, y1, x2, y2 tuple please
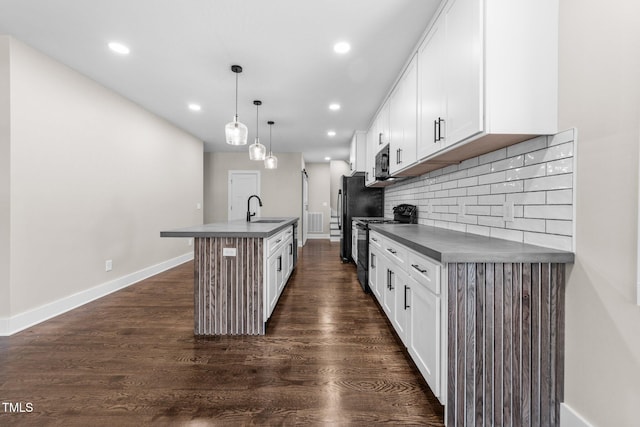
(337, 190, 342, 230)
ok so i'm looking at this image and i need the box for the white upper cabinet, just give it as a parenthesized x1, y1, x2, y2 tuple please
(395, 0, 557, 176)
(389, 54, 418, 175)
(365, 126, 377, 186)
(417, 16, 446, 161)
(443, 0, 482, 146)
(348, 131, 367, 175)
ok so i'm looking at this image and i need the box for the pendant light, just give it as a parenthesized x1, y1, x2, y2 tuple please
(225, 65, 248, 145)
(264, 121, 278, 169)
(248, 100, 266, 160)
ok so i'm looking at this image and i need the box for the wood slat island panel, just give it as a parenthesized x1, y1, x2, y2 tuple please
(194, 237, 264, 335)
(447, 262, 565, 427)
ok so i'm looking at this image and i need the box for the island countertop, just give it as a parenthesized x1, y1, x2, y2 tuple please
(160, 217, 298, 238)
(369, 223, 574, 263)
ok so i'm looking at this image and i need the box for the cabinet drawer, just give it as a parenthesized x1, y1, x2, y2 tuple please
(267, 229, 287, 256)
(407, 250, 440, 295)
(369, 231, 384, 249)
(382, 238, 407, 266)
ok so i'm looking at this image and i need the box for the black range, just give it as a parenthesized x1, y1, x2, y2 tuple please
(353, 204, 417, 292)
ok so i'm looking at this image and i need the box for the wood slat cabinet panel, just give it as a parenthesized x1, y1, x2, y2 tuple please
(446, 262, 566, 427)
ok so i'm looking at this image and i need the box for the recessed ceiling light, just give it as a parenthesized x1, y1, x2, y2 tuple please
(327, 130, 336, 137)
(333, 41, 351, 54)
(324, 157, 331, 161)
(108, 42, 130, 55)
(188, 103, 202, 112)
(329, 103, 341, 111)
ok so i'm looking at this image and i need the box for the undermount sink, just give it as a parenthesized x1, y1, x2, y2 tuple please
(252, 219, 284, 223)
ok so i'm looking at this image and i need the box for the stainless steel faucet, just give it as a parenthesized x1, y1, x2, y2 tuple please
(246, 195, 263, 222)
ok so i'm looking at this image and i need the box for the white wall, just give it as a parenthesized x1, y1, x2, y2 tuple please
(2, 37, 203, 326)
(203, 151, 303, 238)
(0, 37, 9, 321)
(559, 1, 640, 426)
(306, 163, 331, 235)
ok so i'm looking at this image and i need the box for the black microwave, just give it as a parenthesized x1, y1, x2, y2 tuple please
(375, 144, 390, 180)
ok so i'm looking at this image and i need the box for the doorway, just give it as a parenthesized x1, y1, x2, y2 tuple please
(302, 170, 309, 245)
(228, 170, 261, 221)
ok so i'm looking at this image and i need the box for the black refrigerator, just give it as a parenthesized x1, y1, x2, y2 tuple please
(338, 173, 384, 262)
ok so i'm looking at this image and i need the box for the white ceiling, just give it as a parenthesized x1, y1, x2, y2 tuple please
(0, 0, 441, 163)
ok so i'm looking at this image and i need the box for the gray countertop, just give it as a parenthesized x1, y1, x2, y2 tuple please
(160, 217, 298, 238)
(369, 224, 574, 263)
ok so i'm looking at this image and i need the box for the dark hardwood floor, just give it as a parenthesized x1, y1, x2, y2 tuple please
(0, 240, 444, 426)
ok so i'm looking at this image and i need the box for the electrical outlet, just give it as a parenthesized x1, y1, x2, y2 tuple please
(458, 202, 466, 219)
(503, 201, 514, 222)
(105, 260, 113, 272)
(196, 202, 201, 210)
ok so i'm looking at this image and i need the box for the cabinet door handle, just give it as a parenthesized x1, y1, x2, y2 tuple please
(404, 285, 410, 309)
(434, 119, 438, 143)
(437, 117, 445, 141)
(388, 270, 395, 290)
(289, 243, 293, 255)
(371, 253, 376, 269)
(411, 264, 428, 275)
(378, 132, 383, 145)
(387, 248, 397, 255)
(398, 148, 402, 164)
(277, 256, 282, 272)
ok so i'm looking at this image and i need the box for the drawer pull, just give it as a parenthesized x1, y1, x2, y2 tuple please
(411, 264, 428, 275)
(275, 239, 282, 244)
(387, 248, 397, 255)
(371, 237, 378, 242)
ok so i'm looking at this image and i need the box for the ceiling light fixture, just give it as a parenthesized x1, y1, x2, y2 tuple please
(329, 103, 341, 111)
(325, 157, 331, 161)
(249, 100, 266, 161)
(333, 41, 351, 54)
(327, 130, 336, 137)
(188, 103, 202, 112)
(108, 42, 130, 55)
(225, 65, 248, 145)
(264, 121, 278, 170)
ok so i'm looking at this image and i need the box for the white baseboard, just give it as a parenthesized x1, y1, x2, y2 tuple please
(307, 234, 330, 239)
(329, 237, 340, 242)
(561, 403, 595, 427)
(0, 252, 193, 336)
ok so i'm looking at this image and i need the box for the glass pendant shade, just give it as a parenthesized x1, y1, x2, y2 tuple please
(249, 138, 266, 160)
(264, 153, 278, 169)
(225, 65, 247, 145)
(264, 120, 278, 169)
(225, 115, 248, 145)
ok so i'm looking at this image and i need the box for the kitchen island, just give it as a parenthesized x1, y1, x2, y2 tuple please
(161, 217, 298, 336)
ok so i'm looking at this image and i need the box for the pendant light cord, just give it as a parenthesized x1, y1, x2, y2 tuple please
(269, 123, 272, 153)
(255, 104, 259, 139)
(235, 73, 239, 118)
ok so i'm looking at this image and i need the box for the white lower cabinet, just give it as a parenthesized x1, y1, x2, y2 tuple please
(369, 246, 381, 301)
(265, 227, 295, 320)
(406, 275, 441, 399)
(371, 230, 445, 404)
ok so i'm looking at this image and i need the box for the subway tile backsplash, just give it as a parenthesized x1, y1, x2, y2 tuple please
(385, 129, 575, 251)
